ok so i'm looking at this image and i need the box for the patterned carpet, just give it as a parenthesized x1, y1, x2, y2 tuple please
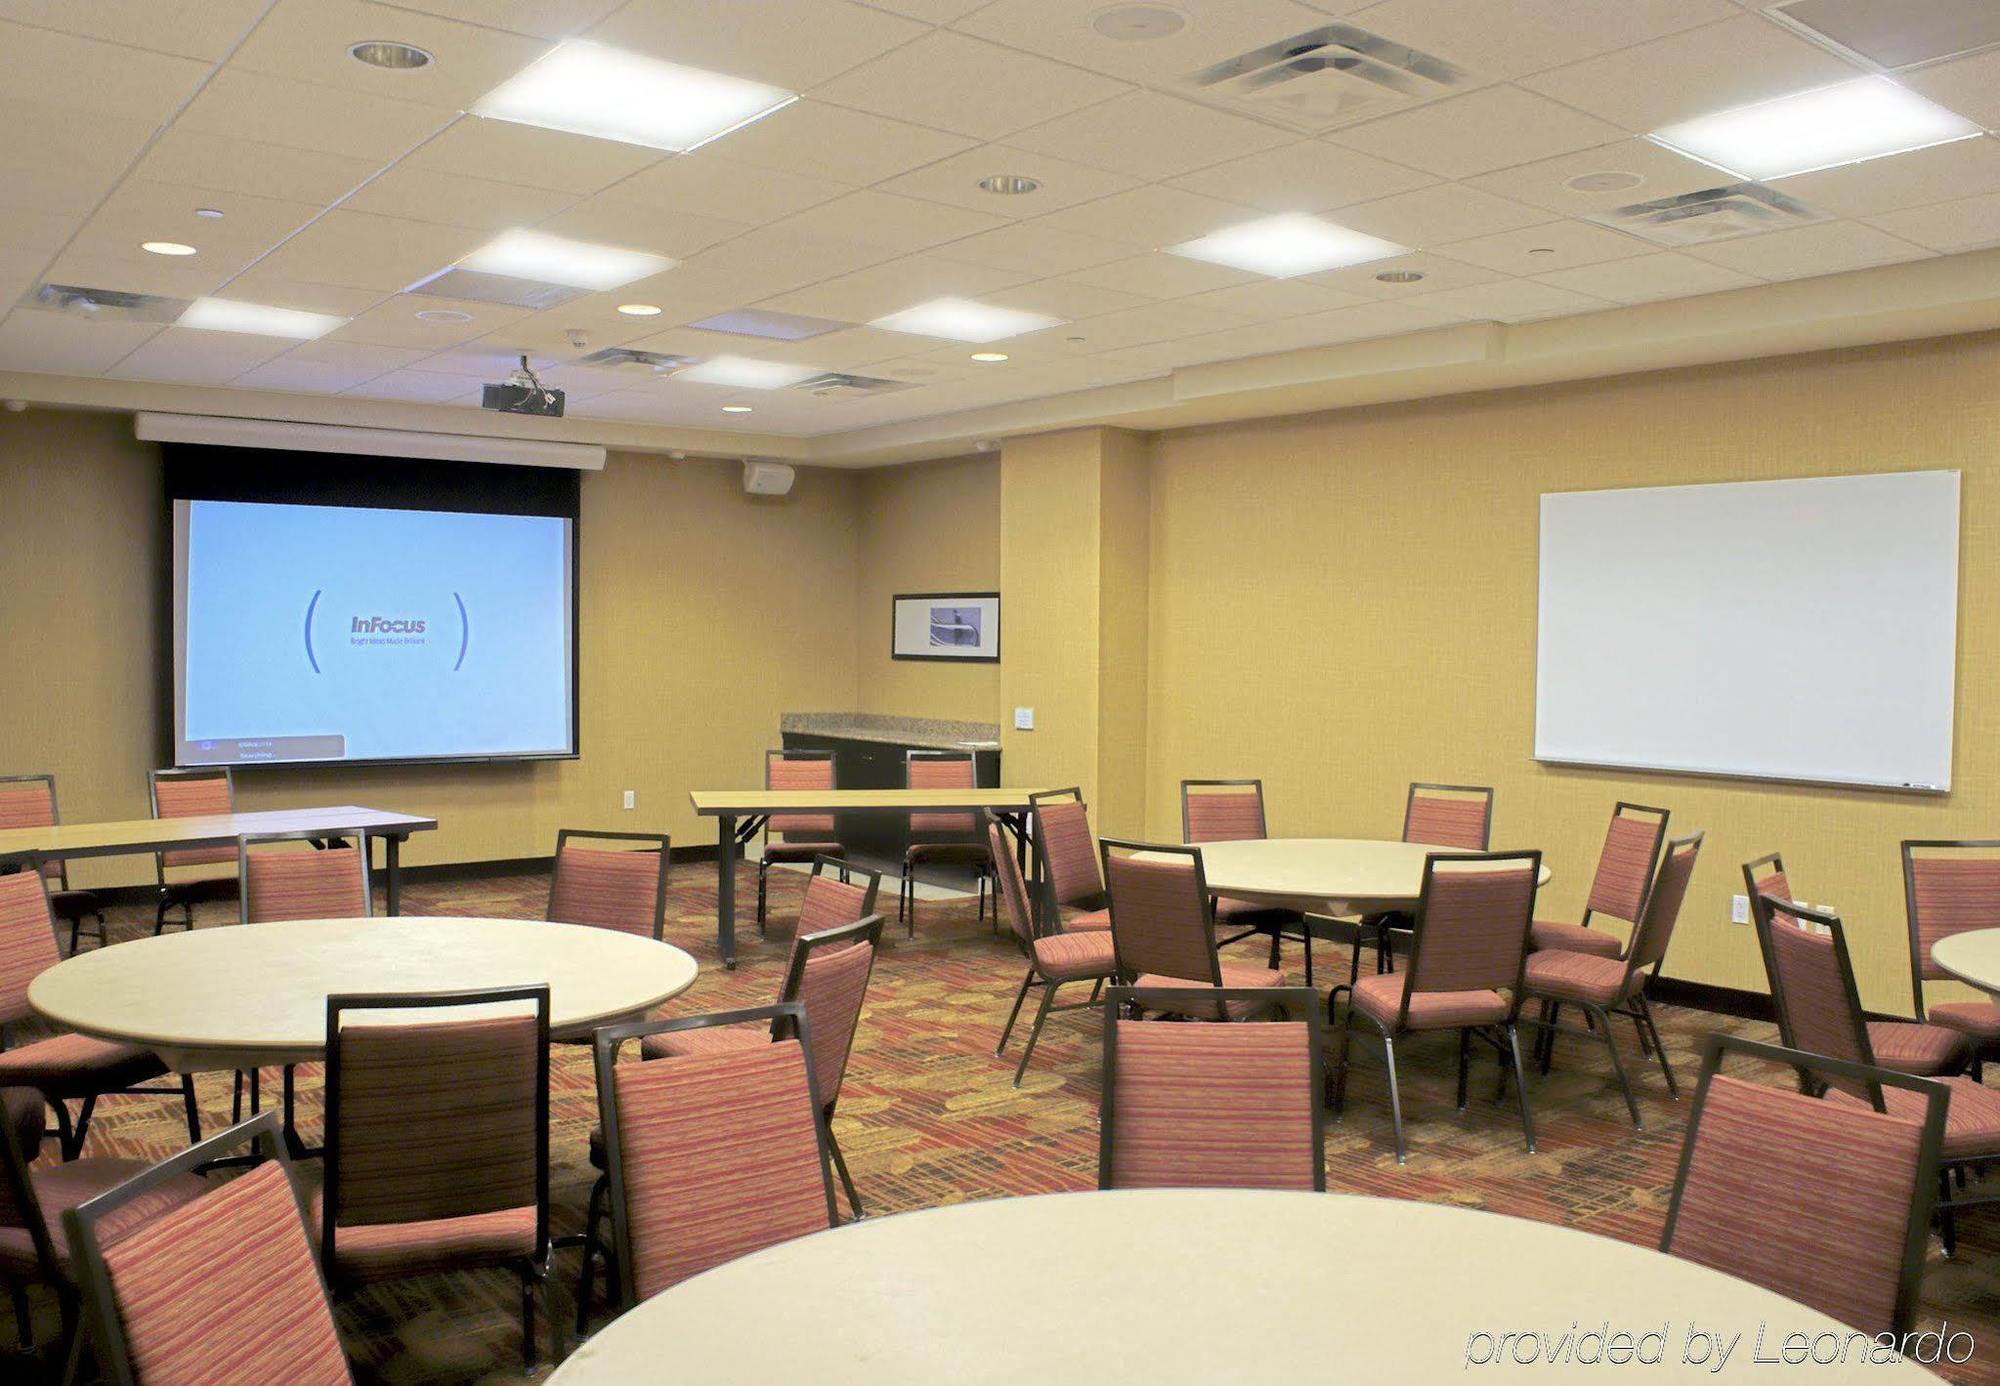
(11, 864, 2000, 1384)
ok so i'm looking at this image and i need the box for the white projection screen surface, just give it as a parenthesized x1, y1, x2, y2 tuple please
(1535, 471, 1960, 792)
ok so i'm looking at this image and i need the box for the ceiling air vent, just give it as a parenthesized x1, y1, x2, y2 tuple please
(576, 347, 699, 374)
(1182, 24, 1467, 132)
(1766, 0, 2000, 71)
(788, 372, 917, 399)
(405, 266, 589, 311)
(22, 282, 187, 323)
(1586, 183, 1828, 248)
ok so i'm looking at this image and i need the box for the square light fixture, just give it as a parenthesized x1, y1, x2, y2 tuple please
(1168, 213, 1407, 278)
(675, 355, 818, 389)
(458, 229, 673, 291)
(1648, 77, 1981, 182)
(869, 297, 1062, 343)
(177, 297, 345, 339)
(472, 40, 796, 153)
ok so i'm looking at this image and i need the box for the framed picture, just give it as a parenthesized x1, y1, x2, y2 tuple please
(892, 591, 1000, 663)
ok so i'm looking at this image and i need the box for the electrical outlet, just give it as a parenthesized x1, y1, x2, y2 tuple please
(1013, 706, 1035, 731)
(622, 789, 636, 810)
(1730, 894, 1749, 924)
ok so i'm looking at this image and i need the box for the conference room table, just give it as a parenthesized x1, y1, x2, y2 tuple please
(690, 787, 1054, 967)
(550, 1189, 1932, 1383)
(0, 805, 437, 913)
(1930, 928, 2000, 996)
(1192, 837, 1554, 917)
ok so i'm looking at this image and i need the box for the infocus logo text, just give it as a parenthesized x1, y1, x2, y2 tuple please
(350, 616, 427, 635)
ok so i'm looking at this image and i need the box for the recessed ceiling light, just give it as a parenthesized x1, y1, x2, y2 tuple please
(870, 297, 1062, 343)
(460, 229, 673, 291)
(970, 351, 1010, 362)
(1648, 76, 1981, 182)
(472, 40, 796, 153)
(141, 241, 197, 256)
(178, 297, 346, 340)
(1565, 171, 1643, 194)
(194, 207, 225, 219)
(721, 404, 754, 413)
(1091, 4, 1187, 40)
(978, 174, 1040, 195)
(1375, 269, 1424, 284)
(617, 303, 663, 316)
(677, 355, 816, 389)
(1169, 213, 1407, 278)
(414, 308, 473, 323)
(348, 41, 433, 71)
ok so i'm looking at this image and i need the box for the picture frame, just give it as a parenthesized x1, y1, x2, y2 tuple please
(892, 591, 1000, 663)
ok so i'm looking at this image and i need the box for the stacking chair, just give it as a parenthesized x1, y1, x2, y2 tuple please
(63, 1112, 350, 1385)
(758, 750, 840, 935)
(2, 1085, 208, 1371)
(1755, 899, 2000, 1255)
(1098, 986, 1325, 1191)
(1100, 839, 1285, 1018)
(1528, 801, 1669, 958)
(1661, 1034, 1944, 1339)
(1180, 779, 1311, 984)
(0, 774, 104, 953)
(1029, 788, 1109, 931)
(1527, 832, 1702, 1126)
(1348, 781, 1495, 986)
(990, 814, 1116, 1087)
(1331, 850, 1541, 1163)
(593, 1003, 837, 1311)
(317, 986, 552, 1367)
(1902, 840, 2000, 1077)
(547, 828, 670, 940)
(899, 750, 994, 937)
(1746, 853, 1968, 1078)
(239, 831, 372, 924)
(148, 766, 238, 933)
(0, 871, 198, 1159)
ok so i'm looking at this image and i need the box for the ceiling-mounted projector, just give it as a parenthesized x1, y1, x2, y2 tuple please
(482, 354, 565, 418)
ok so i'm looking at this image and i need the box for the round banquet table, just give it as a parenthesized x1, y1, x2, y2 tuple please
(1192, 837, 1554, 916)
(27, 917, 700, 1072)
(549, 1190, 1937, 1384)
(1930, 928, 2000, 997)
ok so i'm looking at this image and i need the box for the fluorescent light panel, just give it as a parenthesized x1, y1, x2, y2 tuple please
(459, 229, 673, 291)
(676, 355, 817, 389)
(1648, 77, 1981, 182)
(472, 40, 796, 153)
(870, 297, 1061, 343)
(1169, 213, 1407, 278)
(177, 297, 345, 339)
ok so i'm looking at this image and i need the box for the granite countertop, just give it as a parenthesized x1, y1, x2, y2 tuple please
(782, 712, 1002, 751)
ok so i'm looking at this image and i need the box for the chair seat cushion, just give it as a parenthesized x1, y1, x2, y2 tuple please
(1530, 920, 1625, 958)
(1830, 1076, 2000, 1162)
(762, 841, 840, 864)
(639, 1023, 766, 1062)
(1212, 897, 1300, 928)
(1032, 930, 1116, 982)
(1351, 971, 1508, 1032)
(47, 889, 100, 920)
(1061, 906, 1110, 932)
(0, 1158, 205, 1280)
(1523, 950, 1639, 1008)
(1132, 963, 1287, 1018)
(904, 842, 991, 866)
(307, 1181, 537, 1281)
(1867, 1020, 1969, 1076)
(1928, 1000, 2000, 1041)
(0, 1033, 167, 1098)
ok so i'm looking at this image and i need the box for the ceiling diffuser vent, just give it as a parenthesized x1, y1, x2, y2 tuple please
(1183, 24, 1467, 132)
(1586, 183, 1827, 247)
(788, 372, 917, 399)
(576, 347, 699, 374)
(405, 266, 590, 312)
(1766, 0, 2000, 70)
(22, 282, 187, 323)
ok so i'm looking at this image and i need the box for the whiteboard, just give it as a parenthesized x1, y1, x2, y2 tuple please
(1535, 471, 1960, 792)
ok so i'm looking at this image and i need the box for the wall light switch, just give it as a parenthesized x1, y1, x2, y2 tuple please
(1730, 894, 1749, 924)
(622, 790, 636, 810)
(1013, 707, 1035, 731)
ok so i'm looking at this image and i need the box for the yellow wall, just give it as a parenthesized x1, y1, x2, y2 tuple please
(1144, 329, 2000, 1011)
(1096, 429, 1151, 839)
(853, 454, 1000, 724)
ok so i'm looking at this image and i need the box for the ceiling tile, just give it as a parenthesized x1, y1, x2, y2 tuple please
(1404, 277, 1609, 321)
(955, 0, 1347, 87)
(726, 325, 913, 367)
(42, 248, 244, 301)
(876, 145, 1141, 218)
(1532, 250, 1763, 303)
(811, 32, 1128, 141)
(1037, 299, 1254, 353)
(177, 70, 456, 162)
(252, 210, 488, 292)
(1302, 249, 1508, 298)
(774, 191, 1007, 256)
(1462, 137, 1726, 216)
(853, 0, 989, 21)
(1336, 183, 1546, 245)
(1901, 47, 2000, 131)
(229, 0, 550, 110)
(982, 278, 1156, 321)
(1437, 218, 1650, 274)
(406, 117, 666, 196)
(0, 204, 76, 259)
(108, 327, 292, 384)
(343, 165, 577, 230)
(929, 219, 1136, 276)
(1328, 86, 1625, 180)
(0, 312, 160, 374)
(586, 0, 928, 90)
(1168, 140, 1436, 213)
(0, 0, 267, 61)
(234, 355, 398, 393)
(1282, 298, 1473, 342)
(1176, 278, 1374, 320)
(133, 127, 382, 206)
(75, 179, 325, 257)
(1060, 253, 1258, 299)
(1868, 192, 2000, 254)
(532, 197, 752, 260)
(285, 338, 434, 371)
(1026, 186, 1259, 249)
(757, 255, 1028, 321)
(215, 275, 386, 317)
(1684, 220, 1933, 280)
(342, 368, 483, 402)
(1345, 0, 1738, 80)
(616, 154, 853, 225)
(0, 102, 163, 217)
(676, 226, 899, 302)
(0, 19, 210, 123)
(1772, 136, 2000, 220)
(372, 0, 624, 40)
(704, 100, 975, 186)
(1009, 91, 1292, 182)
(331, 295, 528, 348)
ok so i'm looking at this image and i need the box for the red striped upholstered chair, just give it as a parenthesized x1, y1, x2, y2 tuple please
(990, 814, 1116, 1087)
(1903, 840, 2000, 1079)
(758, 750, 840, 935)
(239, 832, 372, 925)
(1098, 986, 1325, 1191)
(899, 750, 994, 938)
(1755, 898, 2000, 1256)
(1529, 801, 1668, 959)
(147, 766, 237, 934)
(547, 828, 669, 941)
(0, 774, 104, 954)
(593, 1003, 837, 1311)
(63, 1112, 349, 1385)
(1747, 853, 1968, 1080)
(1347, 781, 1496, 988)
(0, 872, 198, 1161)
(1662, 1034, 1946, 1338)
(1332, 850, 1542, 1163)
(318, 986, 552, 1367)
(1029, 788, 1111, 933)
(1100, 840, 1285, 1019)
(1527, 832, 1703, 1126)
(1181, 779, 1312, 984)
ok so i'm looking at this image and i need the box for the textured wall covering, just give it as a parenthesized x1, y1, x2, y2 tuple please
(1096, 429, 1151, 839)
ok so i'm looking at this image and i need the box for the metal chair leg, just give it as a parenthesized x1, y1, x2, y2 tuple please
(1940, 1169, 1958, 1258)
(1329, 1006, 1356, 1117)
(63, 1095, 96, 1161)
(1382, 1034, 1407, 1164)
(827, 1123, 864, 1221)
(756, 859, 770, 937)
(518, 1262, 538, 1368)
(1635, 995, 1678, 1099)
(181, 1073, 201, 1144)
(1592, 1003, 1643, 1129)
(1013, 982, 1060, 1087)
(1455, 1028, 1470, 1112)
(996, 971, 1035, 1055)
(575, 1173, 608, 1336)
(1507, 1024, 1538, 1154)
(1540, 1002, 1563, 1075)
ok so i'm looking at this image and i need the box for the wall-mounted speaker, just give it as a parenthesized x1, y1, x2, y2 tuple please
(742, 460, 796, 496)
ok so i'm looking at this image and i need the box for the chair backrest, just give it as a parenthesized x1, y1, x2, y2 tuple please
(0, 1085, 60, 1288)
(1400, 852, 1540, 1015)
(797, 856, 881, 935)
(149, 767, 236, 873)
(1581, 801, 1669, 927)
(1623, 831, 1702, 978)
(0, 869, 60, 1027)
(1031, 788, 1104, 913)
(1742, 851, 1794, 922)
(1902, 839, 2000, 1016)
(65, 1113, 352, 1386)
(1661, 1034, 1944, 1338)
(1101, 839, 1221, 988)
(0, 773, 65, 886)
(238, 833, 372, 925)
(1754, 899, 1878, 1098)
(765, 749, 835, 839)
(595, 1002, 836, 1306)
(987, 814, 1038, 953)
(906, 749, 977, 837)
(1401, 782, 1493, 851)
(547, 829, 670, 940)
(777, 914, 883, 1108)
(322, 987, 550, 1273)
(1180, 778, 1269, 845)
(1098, 987, 1324, 1192)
